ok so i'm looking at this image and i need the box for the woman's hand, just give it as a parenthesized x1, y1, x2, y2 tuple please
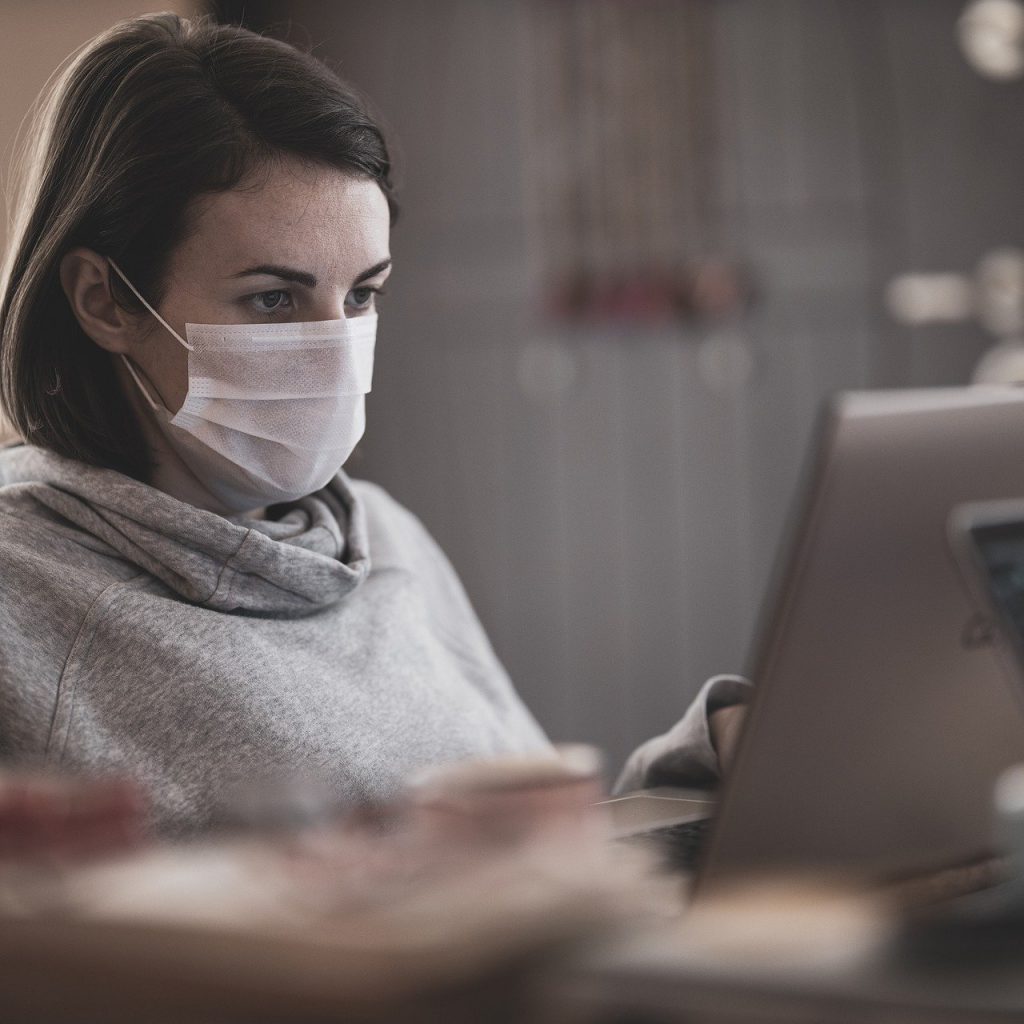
(708, 705, 747, 776)
(0, 773, 148, 865)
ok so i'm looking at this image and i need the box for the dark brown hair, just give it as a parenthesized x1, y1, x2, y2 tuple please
(0, 11, 397, 480)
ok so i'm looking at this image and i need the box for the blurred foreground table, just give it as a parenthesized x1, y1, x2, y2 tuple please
(0, 825, 678, 1024)
(541, 879, 1024, 1024)
(11, 832, 1024, 1024)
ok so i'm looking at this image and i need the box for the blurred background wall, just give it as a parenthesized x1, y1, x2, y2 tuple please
(6, 0, 1024, 773)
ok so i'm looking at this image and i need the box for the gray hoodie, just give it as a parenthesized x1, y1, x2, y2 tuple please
(0, 444, 561, 835)
(0, 442, 744, 836)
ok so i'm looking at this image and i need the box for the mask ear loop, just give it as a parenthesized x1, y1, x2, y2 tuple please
(107, 258, 194, 352)
(119, 349, 161, 413)
(107, 257, 194, 414)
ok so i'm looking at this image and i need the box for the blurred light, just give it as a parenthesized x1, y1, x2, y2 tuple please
(995, 762, 1024, 817)
(697, 331, 755, 394)
(958, 0, 1024, 81)
(975, 247, 1024, 336)
(972, 339, 1024, 383)
(517, 340, 579, 402)
(885, 273, 974, 326)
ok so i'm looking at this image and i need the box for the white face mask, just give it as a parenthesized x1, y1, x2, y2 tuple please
(108, 259, 376, 514)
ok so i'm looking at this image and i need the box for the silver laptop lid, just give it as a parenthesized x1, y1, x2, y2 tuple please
(699, 388, 1024, 891)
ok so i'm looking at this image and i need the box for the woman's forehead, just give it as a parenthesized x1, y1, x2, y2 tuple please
(180, 163, 390, 276)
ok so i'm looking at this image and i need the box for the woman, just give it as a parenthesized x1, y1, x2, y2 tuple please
(0, 13, 747, 841)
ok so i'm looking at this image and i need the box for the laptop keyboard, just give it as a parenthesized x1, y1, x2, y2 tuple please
(621, 816, 714, 873)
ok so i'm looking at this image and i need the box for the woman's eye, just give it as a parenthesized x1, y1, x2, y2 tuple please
(345, 286, 382, 311)
(251, 289, 292, 314)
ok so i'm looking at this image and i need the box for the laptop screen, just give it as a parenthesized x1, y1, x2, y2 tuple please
(966, 518, 1024, 648)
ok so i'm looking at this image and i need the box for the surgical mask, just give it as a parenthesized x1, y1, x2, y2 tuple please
(108, 259, 376, 514)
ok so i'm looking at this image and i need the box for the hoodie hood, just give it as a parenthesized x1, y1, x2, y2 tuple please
(0, 443, 370, 615)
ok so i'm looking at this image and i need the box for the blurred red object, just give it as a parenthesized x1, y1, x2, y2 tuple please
(544, 259, 754, 327)
(0, 772, 148, 865)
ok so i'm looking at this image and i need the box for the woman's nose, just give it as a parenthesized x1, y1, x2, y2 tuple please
(312, 297, 348, 320)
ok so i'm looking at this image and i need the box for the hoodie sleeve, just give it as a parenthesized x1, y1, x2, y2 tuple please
(611, 674, 753, 795)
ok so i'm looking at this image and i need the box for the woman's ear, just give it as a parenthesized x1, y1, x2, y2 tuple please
(59, 248, 136, 354)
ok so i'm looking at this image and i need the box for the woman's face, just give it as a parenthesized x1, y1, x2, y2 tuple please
(123, 158, 392, 414)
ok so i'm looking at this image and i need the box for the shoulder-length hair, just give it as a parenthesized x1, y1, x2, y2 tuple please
(0, 12, 397, 480)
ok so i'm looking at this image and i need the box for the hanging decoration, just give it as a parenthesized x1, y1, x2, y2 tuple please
(519, 0, 751, 328)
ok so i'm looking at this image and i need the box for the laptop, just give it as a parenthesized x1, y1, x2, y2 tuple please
(601, 387, 1024, 892)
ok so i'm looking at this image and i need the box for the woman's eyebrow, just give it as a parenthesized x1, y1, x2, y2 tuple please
(231, 264, 318, 287)
(353, 258, 392, 285)
(230, 258, 392, 289)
